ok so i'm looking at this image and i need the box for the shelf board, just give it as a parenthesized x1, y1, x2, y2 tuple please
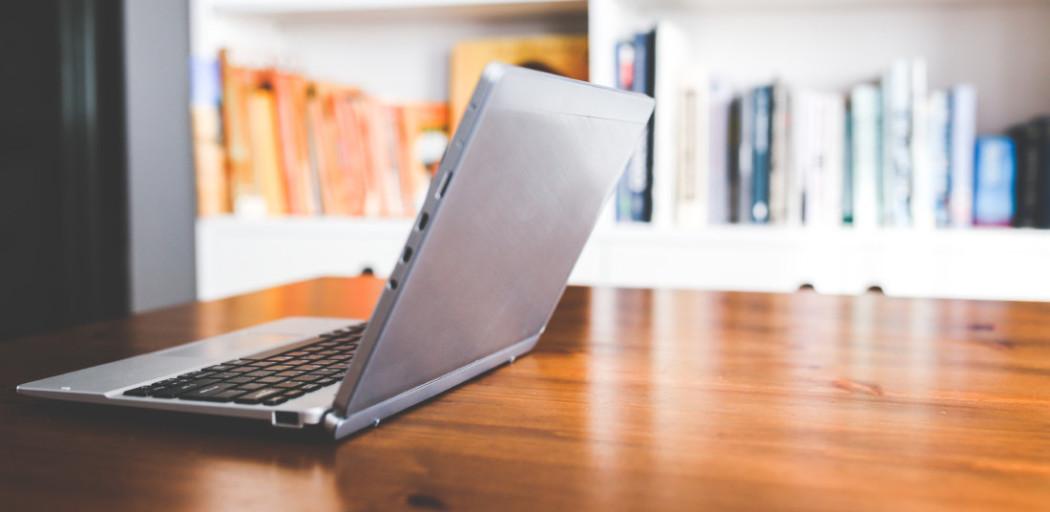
(196, 215, 1045, 244)
(210, 0, 587, 17)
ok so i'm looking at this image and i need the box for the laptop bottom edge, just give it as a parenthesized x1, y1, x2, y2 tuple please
(324, 333, 540, 441)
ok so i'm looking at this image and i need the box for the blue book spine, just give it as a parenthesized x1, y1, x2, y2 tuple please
(973, 136, 1016, 226)
(613, 40, 636, 222)
(751, 86, 772, 223)
(631, 30, 654, 222)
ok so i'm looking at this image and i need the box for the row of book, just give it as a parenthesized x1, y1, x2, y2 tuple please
(613, 24, 1050, 229)
(193, 52, 450, 218)
(193, 36, 588, 219)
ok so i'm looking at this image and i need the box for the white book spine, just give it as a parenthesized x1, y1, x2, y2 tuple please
(911, 59, 934, 229)
(949, 84, 977, 228)
(882, 59, 912, 227)
(821, 94, 845, 229)
(707, 79, 733, 224)
(675, 80, 707, 228)
(850, 84, 881, 230)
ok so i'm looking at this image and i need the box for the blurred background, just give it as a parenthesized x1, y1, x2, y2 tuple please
(3, 0, 1050, 340)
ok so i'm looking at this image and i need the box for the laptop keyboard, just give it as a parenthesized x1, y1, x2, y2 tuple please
(122, 323, 366, 407)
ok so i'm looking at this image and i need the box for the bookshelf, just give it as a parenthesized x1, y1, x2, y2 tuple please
(193, 0, 1050, 301)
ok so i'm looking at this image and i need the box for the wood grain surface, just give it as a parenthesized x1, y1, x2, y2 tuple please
(1, 277, 1048, 511)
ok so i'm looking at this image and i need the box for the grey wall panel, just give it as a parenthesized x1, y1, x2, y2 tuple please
(123, 0, 196, 312)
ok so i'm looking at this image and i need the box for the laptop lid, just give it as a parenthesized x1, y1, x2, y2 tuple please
(332, 63, 654, 417)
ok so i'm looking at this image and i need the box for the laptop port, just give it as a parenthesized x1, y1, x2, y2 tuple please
(388, 278, 399, 290)
(417, 212, 429, 230)
(435, 172, 453, 199)
(272, 411, 303, 429)
(401, 246, 413, 263)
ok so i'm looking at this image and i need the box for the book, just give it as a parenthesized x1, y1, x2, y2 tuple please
(245, 79, 289, 216)
(727, 97, 742, 223)
(769, 82, 790, 224)
(651, 23, 689, 228)
(449, 35, 588, 134)
(613, 37, 652, 222)
(751, 85, 773, 224)
(948, 85, 976, 227)
(219, 53, 264, 215)
(396, 103, 449, 214)
(191, 56, 229, 217)
(1008, 120, 1042, 228)
(675, 82, 705, 227)
(849, 84, 881, 229)
(973, 136, 1016, 226)
(1034, 117, 1050, 228)
(707, 79, 733, 224)
(921, 90, 951, 228)
(881, 59, 915, 227)
(272, 71, 318, 216)
(910, 60, 931, 229)
(735, 93, 754, 223)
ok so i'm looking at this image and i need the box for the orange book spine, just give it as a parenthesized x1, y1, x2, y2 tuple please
(246, 80, 289, 216)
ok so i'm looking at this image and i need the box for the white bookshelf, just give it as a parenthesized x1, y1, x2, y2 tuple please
(193, 0, 1050, 301)
(198, 217, 1050, 301)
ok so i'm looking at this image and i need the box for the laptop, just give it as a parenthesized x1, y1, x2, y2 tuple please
(16, 63, 655, 441)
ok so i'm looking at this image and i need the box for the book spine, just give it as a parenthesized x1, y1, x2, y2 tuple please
(1037, 118, 1050, 228)
(727, 97, 742, 223)
(948, 85, 976, 227)
(769, 83, 790, 224)
(638, 29, 656, 222)
(850, 84, 881, 229)
(613, 40, 639, 222)
(736, 91, 754, 223)
(910, 59, 931, 229)
(1008, 123, 1039, 228)
(973, 136, 1016, 226)
(924, 90, 952, 228)
(820, 94, 845, 228)
(881, 60, 912, 227)
(751, 86, 772, 223)
(707, 80, 733, 224)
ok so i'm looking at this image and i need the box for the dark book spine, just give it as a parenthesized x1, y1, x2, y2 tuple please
(1035, 117, 1050, 229)
(1008, 123, 1039, 227)
(751, 86, 773, 223)
(727, 97, 741, 223)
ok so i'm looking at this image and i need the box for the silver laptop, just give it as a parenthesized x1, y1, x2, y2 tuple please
(16, 63, 655, 441)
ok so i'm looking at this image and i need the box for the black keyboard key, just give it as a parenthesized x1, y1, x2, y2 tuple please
(262, 395, 290, 406)
(204, 364, 237, 372)
(234, 388, 282, 404)
(282, 389, 306, 400)
(267, 356, 294, 363)
(319, 378, 340, 386)
(123, 386, 150, 396)
(247, 361, 273, 367)
(275, 381, 302, 389)
(207, 388, 251, 402)
(236, 383, 267, 391)
(274, 370, 304, 378)
(228, 376, 252, 384)
(228, 366, 255, 374)
(225, 359, 255, 366)
(179, 383, 236, 401)
(244, 370, 275, 378)
(291, 374, 323, 383)
(266, 365, 293, 372)
(208, 372, 239, 380)
(298, 364, 323, 372)
(301, 383, 322, 393)
(257, 376, 285, 384)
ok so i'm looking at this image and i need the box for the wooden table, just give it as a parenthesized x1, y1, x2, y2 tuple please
(2, 277, 1048, 511)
